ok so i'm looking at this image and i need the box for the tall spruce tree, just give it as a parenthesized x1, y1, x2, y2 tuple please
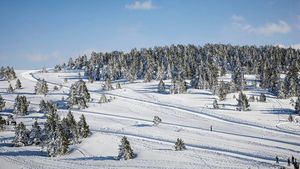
(0, 95, 6, 111)
(78, 114, 90, 138)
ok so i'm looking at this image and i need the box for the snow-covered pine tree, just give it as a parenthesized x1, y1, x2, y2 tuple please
(14, 122, 29, 146)
(118, 136, 134, 160)
(157, 79, 166, 93)
(231, 64, 244, 92)
(0, 94, 5, 111)
(29, 120, 42, 145)
(35, 79, 48, 96)
(39, 100, 47, 113)
(78, 114, 90, 138)
(213, 99, 219, 109)
(15, 79, 22, 89)
(14, 95, 30, 116)
(7, 84, 14, 93)
(236, 92, 250, 111)
(66, 111, 79, 143)
(174, 138, 186, 151)
(295, 96, 300, 115)
(217, 81, 227, 101)
(153, 116, 162, 126)
(0, 116, 6, 130)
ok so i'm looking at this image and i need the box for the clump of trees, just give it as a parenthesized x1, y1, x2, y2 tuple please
(236, 92, 250, 111)
(14, 95, 30, 116)
(68, 80, 90, 109)
(55, 44, 300, 99)
(0, 66, 16, 81)
(153, 116, 162, 126)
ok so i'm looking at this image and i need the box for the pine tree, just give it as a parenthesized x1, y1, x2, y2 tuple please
(236, 92, 250, 111)
(0, 116, 6, 130)
(39, 100, 47, 113)
(78, 114, 90, 138)
(14, 122, 29, 146)
(213, 99, 219, 109)
(295, 97, 300, 115)
(288, 114, 293, 122)
(0, 95, 6, 111)
(153, 116, 162, 126)
(15, 79, 22, 89)
(29, 120, 41, 145)
(66, 111, 79, 143)
(217, 81, 227, 101)
(174, 138, 186, 151)
(118, 136, 134, 160)
(157, 79, 166, 93)
(7, 84, 14, 93)
(14, 95, 30, 116)
(35, 79, 48, 96)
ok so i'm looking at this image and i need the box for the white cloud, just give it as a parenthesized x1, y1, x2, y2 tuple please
(125, 0, 156, 10)
(231, 15, 291, 36)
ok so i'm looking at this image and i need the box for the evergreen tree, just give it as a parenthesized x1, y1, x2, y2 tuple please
(153, 116, 162, 126)
(66, 111, 79, 143)
(39, 100, 47, 113)
(295, 96, 300, 115)
(157, 79, 166, 93)
(78, 114, 90, 138)
(236, 92, 250, 111)
(7, 84, 14, 93)
(0, 116, 6, 130)
(288, 114, 293, 122)
(118, 136, 134, 160)
(15, 79, 22, 89)
(0, 95, 6, 111)
(14, 122, 29, 146)
(217, 81, 227, 101)
(174, 138, 186, 151)
(35, 79, 49, 96)
(213, 99, 219, 109)
(29, 120, 42, 145)
(14, 95, 30, 116)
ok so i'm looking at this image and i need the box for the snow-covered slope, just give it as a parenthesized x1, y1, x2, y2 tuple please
(0, 69, 299, 169)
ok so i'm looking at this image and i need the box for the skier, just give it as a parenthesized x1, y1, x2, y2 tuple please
(210, 125, 212, 131)
(276, 156, 279, 164)
(288, 158, 291, 166)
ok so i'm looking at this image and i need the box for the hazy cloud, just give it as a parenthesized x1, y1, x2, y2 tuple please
(125, 0, 157, 10)
(231, 15, 291, 36)
(25, 51, 61, 62)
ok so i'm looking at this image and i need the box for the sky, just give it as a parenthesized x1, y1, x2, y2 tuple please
(0, 0, 300, 69)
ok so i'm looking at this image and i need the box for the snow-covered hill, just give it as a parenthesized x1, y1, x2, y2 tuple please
(0, 69, 299, 169)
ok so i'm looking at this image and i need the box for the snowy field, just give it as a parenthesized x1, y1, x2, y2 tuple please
(0, 69, 299, 169)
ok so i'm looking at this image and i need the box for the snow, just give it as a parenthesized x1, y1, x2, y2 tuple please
(0, 69, 299, 169)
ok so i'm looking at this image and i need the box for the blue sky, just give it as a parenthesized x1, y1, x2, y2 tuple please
(0, 0, 299, 69)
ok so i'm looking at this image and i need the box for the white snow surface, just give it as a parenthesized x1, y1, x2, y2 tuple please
(0, 69, 299, 169)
